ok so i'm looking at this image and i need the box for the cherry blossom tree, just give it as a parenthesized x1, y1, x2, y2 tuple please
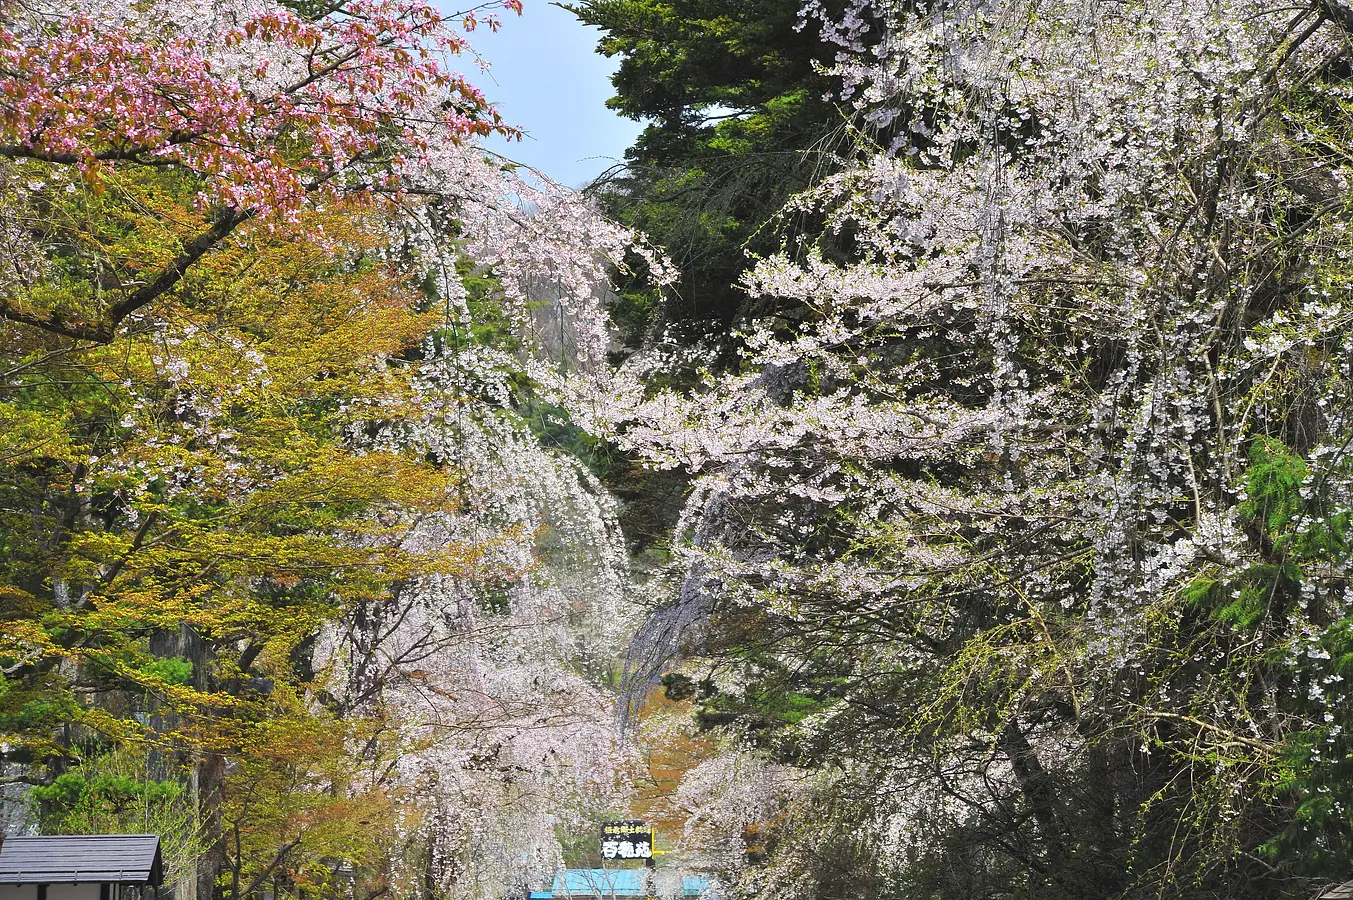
(317, 317, 645, 899)
(598, 0, 1353, 893)
(0, 0, 589, 342)
(0, 2, 664, 898)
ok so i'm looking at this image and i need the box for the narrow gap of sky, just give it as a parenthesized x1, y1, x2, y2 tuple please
(447, 0, 645, 189)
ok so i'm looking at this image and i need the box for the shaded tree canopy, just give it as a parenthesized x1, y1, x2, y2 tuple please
(569, 0, 855, 337)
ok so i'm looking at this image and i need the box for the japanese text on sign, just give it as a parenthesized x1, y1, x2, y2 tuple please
(600, 821, 653, 860)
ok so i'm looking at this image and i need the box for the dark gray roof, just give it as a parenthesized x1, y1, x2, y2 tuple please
(0, 835, 163, 885)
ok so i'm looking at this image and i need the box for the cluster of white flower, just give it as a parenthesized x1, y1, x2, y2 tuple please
(594, 0, 1353, 888)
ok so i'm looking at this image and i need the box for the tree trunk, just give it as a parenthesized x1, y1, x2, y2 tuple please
(196, 751, 227, 900)
(1000, 719, 1066, 863)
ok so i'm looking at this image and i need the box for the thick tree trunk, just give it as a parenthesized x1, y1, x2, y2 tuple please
(196, 752, 227, 900)
(1000, 720, 1067, 862)
(184, 623, 225, 900)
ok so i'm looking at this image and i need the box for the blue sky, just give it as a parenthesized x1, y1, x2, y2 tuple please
(452, 1, 645, 188)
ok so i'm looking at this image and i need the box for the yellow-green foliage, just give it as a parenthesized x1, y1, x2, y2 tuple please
(0, 180, 470, 899)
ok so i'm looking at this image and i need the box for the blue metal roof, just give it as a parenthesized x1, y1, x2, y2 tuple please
(526, 868, 711, 898)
